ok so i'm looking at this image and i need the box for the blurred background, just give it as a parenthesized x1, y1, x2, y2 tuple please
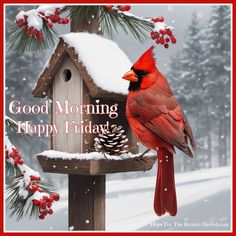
(5, 4, 231, 231)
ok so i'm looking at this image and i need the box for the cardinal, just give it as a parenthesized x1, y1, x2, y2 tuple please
(122, 46, 196, 216)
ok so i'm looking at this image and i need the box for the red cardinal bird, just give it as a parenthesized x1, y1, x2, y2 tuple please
(123, 46, 196, 216)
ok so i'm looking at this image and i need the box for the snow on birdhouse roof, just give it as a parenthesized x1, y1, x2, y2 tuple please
(60, 32, 132, 94)
(33, 32, 132, 98)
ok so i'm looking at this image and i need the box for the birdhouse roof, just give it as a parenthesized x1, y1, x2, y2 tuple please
(32, 32, 132, 100)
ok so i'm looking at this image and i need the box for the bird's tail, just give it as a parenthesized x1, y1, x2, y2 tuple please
(154, 148, 177, 216)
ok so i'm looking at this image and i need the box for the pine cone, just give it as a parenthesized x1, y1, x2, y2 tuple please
(94, 125, 129, 155)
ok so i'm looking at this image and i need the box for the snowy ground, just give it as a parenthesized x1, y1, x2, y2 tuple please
(5, 167, 231, 232)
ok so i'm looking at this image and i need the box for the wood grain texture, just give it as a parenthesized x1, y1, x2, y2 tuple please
(69, 175, 105, 230)
(37, 155, 156, 176)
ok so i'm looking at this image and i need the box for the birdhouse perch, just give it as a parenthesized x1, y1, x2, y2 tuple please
(32, 32, 156, 231)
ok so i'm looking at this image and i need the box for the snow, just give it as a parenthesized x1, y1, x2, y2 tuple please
(60, 33, 132, 94)
(38, 150, 153, 160)
(37, 5, 64, 16)
(105, 167, 231, 231)
(26, 9, 43, 31)
(15, 10, 26, 21)
(16, 5, 65, 31)
(31, 191, 50, 201)
(154, 22, 168, 32)
(5, 167, 231, 231)
(17, 164, 40, 187)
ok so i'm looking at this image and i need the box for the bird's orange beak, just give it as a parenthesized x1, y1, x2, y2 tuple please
(122, 69, 138, 82)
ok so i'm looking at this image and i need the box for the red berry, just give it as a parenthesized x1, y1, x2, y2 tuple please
(14, 160, 19, 166)
(18, 159, 24, 165)
(48, 209, 53, 215)
(171, 36, 177, 44)
(27, 27, 33, 36)
(43, 196, 48, 201)
(104, 5, 113, 10)
(47, 22, 53, 28)
(47, 203, 52, 208)
(22, 25, 27, 31)
(165, 38, 170, 43)
(9, 152, 16, 158)
(16, 19, 24, 26)
(124, 5, 131, 11)
(55, 8, 61, 14)
(156, 39, 160, 44)
(158, 16, 164, 22)
(62, 18, 69, 24)
(166, 29, 172, 36)
(36, 32, 43, 41)
(32, 199, 39, 205)
(28, 185, 34, 192)
(51, 193, 60, 201)
(31, 184, 38, 191)
(160, 37, 165, 45)
(152, 17, 164, 23)
(49, 15, 59, 23)
(48, 197, 54, 203)
(150, 31, 157, 40)
(12, 148, 19, 154)
(118, 5, 127, 12)
(39, 200, 46, 209)
(30, 175, 41, 181)
(164, 44, 169, 49)
(162, 29, 167, 35)
(39, 214, 45, 220)
(32, 29, 38, 36)
(37, 187, 43, 193)
(40, 209, 48, 216)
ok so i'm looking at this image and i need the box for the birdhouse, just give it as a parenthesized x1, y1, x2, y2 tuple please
(33, 32, 139, 154)
(33, 32, 155, 231)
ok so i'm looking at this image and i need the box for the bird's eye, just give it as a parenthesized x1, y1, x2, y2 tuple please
(139, 70, 148, 76)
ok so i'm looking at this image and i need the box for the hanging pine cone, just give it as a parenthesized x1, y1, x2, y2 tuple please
(94, 124, 129, 155)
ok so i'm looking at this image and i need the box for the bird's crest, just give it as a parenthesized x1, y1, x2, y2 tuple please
(133, 46, 156, 71)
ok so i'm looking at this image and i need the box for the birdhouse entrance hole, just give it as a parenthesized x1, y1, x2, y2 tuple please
(63, 69, 72, 82)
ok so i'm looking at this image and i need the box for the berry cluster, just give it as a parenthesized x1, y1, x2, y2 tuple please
(16, 14, 43, 41)
(15, 8, 69, 41)
(28, 176, 43, 192)
(32, 193, 60, 220)
(6, 147, 24, 165)
(104, 5, 131, 11)
(150, 16, 177, 49)
(38, 8, 69, 26)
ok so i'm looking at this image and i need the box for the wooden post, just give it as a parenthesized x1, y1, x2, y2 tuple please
(68, 9, 105, 231)
(69, 175, 105, 230)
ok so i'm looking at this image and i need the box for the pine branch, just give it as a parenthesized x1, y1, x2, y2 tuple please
(5, 116, 31, 142)
(5, 134, 60, 220)
(7, 21, 58, 51)
(63, 6, 153, 42)
(6, 176, 55, 221)
(100, 7, 153, 42)
(6, 161, 20, 177)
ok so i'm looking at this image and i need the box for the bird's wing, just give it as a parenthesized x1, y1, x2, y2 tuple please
(127, 90, 194, 157)
(180, 109, 196, 150)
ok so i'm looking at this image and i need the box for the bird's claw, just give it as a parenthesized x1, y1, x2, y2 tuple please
(132, 149, 150, 171)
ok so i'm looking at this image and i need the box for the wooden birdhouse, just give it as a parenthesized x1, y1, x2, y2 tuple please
(33, 32, 139, 154)
(33, 32, 155, 231)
